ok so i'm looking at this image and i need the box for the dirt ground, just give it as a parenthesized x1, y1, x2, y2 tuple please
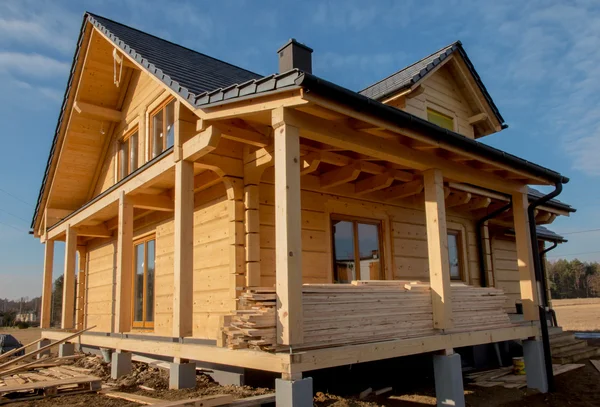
(0, 328, 43, 354)
(2, 303, 600, 407)
(553, 298, 600, 331)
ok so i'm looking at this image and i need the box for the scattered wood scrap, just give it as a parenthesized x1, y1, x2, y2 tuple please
(591, 360, 600, 373)
(150, 394, 233, 407)
(466, 363, 585, 389)
(100, 389, 162, 405)
(0, 374, 101, 405)
(222, 282, 513, 351)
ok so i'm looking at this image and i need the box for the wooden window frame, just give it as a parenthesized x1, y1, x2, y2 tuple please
(148, 97, 175, 159)
(330, 214, 385, 283)
(118, 127, 139, 181)
(131, 234, 156, 329)
(427, 107, 455, 132)
(447, 228, 465, 281)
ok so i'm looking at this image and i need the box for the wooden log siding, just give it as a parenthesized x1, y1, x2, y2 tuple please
(222, 283, 512, 351)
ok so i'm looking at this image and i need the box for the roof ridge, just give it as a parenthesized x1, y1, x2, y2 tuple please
(358, 40, 460, 93)
(85, 11, 263, 79)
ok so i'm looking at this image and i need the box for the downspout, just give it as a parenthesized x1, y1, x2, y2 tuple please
(477, 202, 512, 287)
(540, 241, 559, 327)
(528, 182, 563, 393)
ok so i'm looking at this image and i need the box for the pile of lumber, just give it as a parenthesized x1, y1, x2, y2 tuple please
(221, 282, 513, 351)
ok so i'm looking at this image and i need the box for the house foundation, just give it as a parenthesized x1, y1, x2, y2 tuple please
(58, 342, 74, 358)
(111, 351, 132, 379)
(275, 376, 313, 407)
(523, 339, 548, 393)
(37, 339, 51, 359)
(170, 361, 197, 389)
(433, 352, 465, 407)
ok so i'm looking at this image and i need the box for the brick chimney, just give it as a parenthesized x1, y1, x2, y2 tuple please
(277, 38, 313, 74)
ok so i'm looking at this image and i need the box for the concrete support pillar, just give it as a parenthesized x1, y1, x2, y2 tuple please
(37, 339, 51, 359)
(111, 351, 132, 379)
(275, 377, 313, 407)
(523, 339, 549, 393)
(433, 352, 465, 407)
(169, 362, 197, 389)
(58, 343, 75, 358)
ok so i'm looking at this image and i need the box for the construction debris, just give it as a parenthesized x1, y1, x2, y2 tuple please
(591, 360, 600, 373)
(466, 363, 585, 389)
(222, 282, 512, 351)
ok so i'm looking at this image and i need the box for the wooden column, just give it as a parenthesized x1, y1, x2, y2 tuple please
(423, 169, 453, 330)
(40, 240, 54, 329)
(75, 247, 87, 330)
(173, 159, 194, 337)
(61, 226, 77, 329)
(482, 223, 495, 287)
(244, 184, 261, 286)
(512, 191, 538, 320)
(224, 177, 245, 300)
(114, 191, 133, 333)
(273, 108, 303, 345)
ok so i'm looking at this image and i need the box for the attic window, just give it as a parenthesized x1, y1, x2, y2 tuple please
(427, 108, 454, 131)
(150, 98, 175, 158)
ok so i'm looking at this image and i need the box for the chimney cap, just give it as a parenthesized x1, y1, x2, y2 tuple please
(277, 38, 313, 54)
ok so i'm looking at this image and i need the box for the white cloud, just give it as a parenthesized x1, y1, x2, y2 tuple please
(0, 52, 70, 78)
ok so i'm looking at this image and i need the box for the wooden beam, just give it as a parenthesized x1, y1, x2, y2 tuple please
(423, 169, 452, 330)
(73, 101, 122, 122)
(77, 224, 112, 238)
(319, 164, 361, 189)
(282, 108, 526, 194)
(129, 194, 174, 211)
(61, 226, 77, 329)
(468, 113, 488, 125)
(300, 152, 321, 176)
(114, 191, 133, 333)
(194, 171, 222, 192)
(213, 119, 272, 148)
(182, 125, 222, 162)
(512, 191, 538, 321)
(75, 248, 86, 330)
(354, 172, 394, 195)
(446, 191, 471, 208)
(458, 196, 491, 211)
(40, 240, 54, 329)
(245, 184, 261, 287)
(173, 160, 194, 337)
(272, 108, 303, 346)
(382, 179, 424, 200)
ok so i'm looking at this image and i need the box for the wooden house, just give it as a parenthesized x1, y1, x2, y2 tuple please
(31, 13, 575, 405)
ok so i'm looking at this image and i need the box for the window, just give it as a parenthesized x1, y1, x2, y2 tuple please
(427, 108, 454, 131)
(447, 230, 462, 280)
(118, 129, 139, 180)
(150, 99, 175, 158)
(132, 236, 155, 329)
(331, 216, 383, 283)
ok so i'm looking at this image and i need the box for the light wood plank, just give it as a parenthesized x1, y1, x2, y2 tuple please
(40, 240, 54, 329)
(62, 226, 77, 329)
(114, 191, 133, 333)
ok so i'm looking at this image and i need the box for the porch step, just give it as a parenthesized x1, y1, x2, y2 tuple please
(551, 339, 589, 355)
(547, 326, 564, 336)
(549, 331, 575, 345)
(552, 346, 600, 364)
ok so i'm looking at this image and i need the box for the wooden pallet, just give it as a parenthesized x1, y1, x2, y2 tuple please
(0, 365, 99, 405)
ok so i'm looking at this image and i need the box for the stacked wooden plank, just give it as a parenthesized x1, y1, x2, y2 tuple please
(221, 281, 513, 352)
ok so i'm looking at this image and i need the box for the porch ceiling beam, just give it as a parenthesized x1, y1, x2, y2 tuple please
(445, 191, 472, 208)
(319, 164, 361, 189)
(354, 172, 394, 195)
(300, 152, 321, 176)
(382, 179, 424, 201)
(280, 108, 526, 194)
(199, 119, 272, 148)
(77, 223, 112, 238)
(194, 171, 222, 192)
(73, 101, 122, 122)
(182, 125, 222, 162)
(128, 194, 174, 211)
(457, 196, 491, 211)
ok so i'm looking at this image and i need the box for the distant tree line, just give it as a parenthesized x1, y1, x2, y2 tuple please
(547, 259, 600, 299)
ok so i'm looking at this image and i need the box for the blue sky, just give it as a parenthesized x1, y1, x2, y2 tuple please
(1, 0, 599, 299)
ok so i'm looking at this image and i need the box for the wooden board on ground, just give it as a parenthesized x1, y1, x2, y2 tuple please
(591, 360, 600, 373)
(100, 389, 163, 405)
(468, 363, 585, 389)
(150, 394, 233, 407)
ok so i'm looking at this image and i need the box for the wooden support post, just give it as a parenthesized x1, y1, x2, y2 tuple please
(75, 247, 87, 330)
(512, 191, 538, 320)
(244, 184, 261, 287)
(273, 108, 303, 345)
(40, 240, 54, 329)
(173, 160, 194, 337)
(482, 223, 495, 287)
(61, 226, 78, 329)
(224, 177, 245, 300)
(114, 191, 133, 333)
(423, 169, 453, 330)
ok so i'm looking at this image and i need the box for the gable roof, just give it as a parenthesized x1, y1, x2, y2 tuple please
(88, 13, 262, 104)
(359, 41, 505, 127)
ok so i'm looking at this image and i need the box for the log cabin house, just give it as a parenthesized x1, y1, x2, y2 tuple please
(31, 12, 576, 406)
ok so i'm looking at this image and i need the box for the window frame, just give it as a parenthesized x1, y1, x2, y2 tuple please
(330, 214, 385, 283)
(427, 107, 455, 131)
(131, 234, 156, 329)
(148, 97, 175, 159)
(447, 229, 465, 281)
(118, 127, 139, 181)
